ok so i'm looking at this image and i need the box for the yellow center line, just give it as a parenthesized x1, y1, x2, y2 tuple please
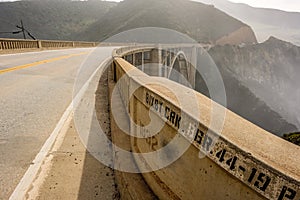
(0, 52, 88, 75)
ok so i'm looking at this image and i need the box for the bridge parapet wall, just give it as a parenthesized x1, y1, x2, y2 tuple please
(113, 45, 198, 87)
(111, 46, 300, 200)
(0, 38, 97, 51)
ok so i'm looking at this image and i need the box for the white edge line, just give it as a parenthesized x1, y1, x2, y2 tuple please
(9, 102, 73, 200)
(9, 52, 114, 200)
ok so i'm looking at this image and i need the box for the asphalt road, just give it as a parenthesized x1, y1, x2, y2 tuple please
(0, 47, 116, 199)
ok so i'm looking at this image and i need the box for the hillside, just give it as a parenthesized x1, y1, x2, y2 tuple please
(197, 0, 300, 45)
(72, 0, 257, 44)
(0, 0, 116, 40)
(283, 132, 300, 146)
(0, 0, 257, 44)
(206, 37, 300, 135)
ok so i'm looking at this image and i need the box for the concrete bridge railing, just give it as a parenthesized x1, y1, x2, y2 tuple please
(0, 38, 98, 50)
(110, 46, 300, 200)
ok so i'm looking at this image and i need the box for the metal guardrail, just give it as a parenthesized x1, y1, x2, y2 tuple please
(0, 38, 98, 50)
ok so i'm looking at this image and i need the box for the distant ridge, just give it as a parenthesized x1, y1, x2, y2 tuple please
(196, 0, 300, 45)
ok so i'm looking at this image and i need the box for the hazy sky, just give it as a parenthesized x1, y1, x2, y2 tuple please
(109, 0, 300, 12)
(228, 0, 300, 12)
(0, 0, 299, 12)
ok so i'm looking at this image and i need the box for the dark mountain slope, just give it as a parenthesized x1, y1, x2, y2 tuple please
(73, 0, 257, 44)
(0, 0, 116, 40)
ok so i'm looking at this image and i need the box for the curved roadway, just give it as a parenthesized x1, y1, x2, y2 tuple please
(0, 47, 116, 199)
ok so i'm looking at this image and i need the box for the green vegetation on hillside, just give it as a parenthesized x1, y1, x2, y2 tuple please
(283, 132, 300, 146)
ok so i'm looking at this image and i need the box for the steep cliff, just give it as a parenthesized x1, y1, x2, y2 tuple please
(196, 0, 300, 45)
(206, 37, 300, 135)
(216, 26, 257, 45)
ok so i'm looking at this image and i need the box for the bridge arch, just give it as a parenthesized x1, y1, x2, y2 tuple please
(168, 51, 190, 86)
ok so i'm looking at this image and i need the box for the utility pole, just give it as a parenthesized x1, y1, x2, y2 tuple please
(16, 20, 36, 40)
(0, 19, 36, 40)
(20, 20, 26, 39)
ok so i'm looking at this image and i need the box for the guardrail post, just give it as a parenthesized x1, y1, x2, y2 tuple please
(36, 40, 40, 48)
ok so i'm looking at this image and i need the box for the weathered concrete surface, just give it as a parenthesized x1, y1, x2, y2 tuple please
(26, 69, 119, 200)
(22, 66, 158, 200)
(112, 52, 300, 200)
(108, 66, 158, 200)
(30, 119, 119, 200)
